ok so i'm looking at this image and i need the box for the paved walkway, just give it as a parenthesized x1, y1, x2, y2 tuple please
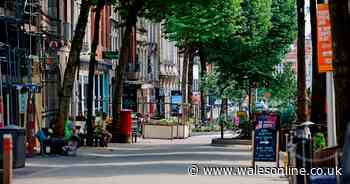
(13, 134, 288, 184)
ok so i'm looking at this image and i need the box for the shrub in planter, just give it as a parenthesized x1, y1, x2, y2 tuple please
(313, 132, 326, 152)
(150, 118, 179, 126)
(188, 118, 195, 127)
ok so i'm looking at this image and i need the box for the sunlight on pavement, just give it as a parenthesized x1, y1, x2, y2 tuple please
(13, 135, 287, 184)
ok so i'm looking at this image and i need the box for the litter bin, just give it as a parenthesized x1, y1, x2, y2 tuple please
(0, 126, 26, 168)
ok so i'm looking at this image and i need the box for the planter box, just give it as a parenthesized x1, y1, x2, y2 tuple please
(172, 125, 190, 138)
(143, 124, 190, 139)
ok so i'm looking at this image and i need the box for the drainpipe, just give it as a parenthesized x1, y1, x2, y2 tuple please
(0, 55, 5, 128)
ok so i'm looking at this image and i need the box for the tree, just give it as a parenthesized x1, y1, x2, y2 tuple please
(329, 1, 350, 146)
(205, 0, 274, 88)
(181, 47, 189, 121)
(86, 0, 105, 146)
(57, 0, 92, 136)
(202, 68, 245, 139)
(111, 0, 206, 142)
(266, 63, 297, 126)
(163, 0, 242, 123)
(209, 0, 296, 91)
(268, 64, 297, 108)
(203, 0, 296, 136)
(296, 0, 308, 123)
(112, 1, 143, 142)
(199, 49, 208, 124)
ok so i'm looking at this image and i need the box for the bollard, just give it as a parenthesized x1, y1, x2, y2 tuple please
(295, 122, 314, 184)
(284, 133, 289, 169)
(3, 134, 13, 184)
(288, 130, 297, 184)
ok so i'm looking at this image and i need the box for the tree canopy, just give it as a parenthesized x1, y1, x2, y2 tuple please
(163, 0, 242, 47)
(204, 0, 297, 96)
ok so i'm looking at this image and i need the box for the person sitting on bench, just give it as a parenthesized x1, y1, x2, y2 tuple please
(62, 117, 80, 156)
(37, 128, 53, 155)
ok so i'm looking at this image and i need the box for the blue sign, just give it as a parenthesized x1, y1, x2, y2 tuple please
(171, 90, 182, 116)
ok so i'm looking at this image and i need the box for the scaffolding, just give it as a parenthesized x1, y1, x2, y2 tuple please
(0, 0, 42, 127)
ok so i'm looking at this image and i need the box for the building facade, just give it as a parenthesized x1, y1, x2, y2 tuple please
(159, 27, 180, 118)
(69, 2, 113, 119)
(0, 0, 184, 130)
(0, 0, 26, 127)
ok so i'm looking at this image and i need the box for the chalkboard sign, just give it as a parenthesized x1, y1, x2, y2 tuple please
(253, 112, 279, 162)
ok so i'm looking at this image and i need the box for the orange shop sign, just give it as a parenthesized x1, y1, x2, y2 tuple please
(317, 3, 333, 73)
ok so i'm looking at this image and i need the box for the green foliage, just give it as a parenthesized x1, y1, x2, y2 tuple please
(202, 67, 246, 102)
(159, 117, 178, 126)
(239, 118, 251, 130)
(268, 64, 297, 104)
(110, 0, 298, 129)
(163, 0, 242, 47)
(313, 132, 326, 152)
(192, 124, 221, 132)
(216, 113, 237, 130)
(265, 63, 297, 125)
(199, 0, 296, 108)
(112, 0, 207, 26)
(188, 118, 195, 126)
(239, 0, 273, 44)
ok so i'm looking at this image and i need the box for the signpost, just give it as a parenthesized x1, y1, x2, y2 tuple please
(252, 112, 280, 167)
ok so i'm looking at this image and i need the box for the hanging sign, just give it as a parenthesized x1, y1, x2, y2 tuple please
(317, 3, 333, 73)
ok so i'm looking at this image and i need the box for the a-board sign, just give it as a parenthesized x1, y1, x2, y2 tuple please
(253, 112, 279, 162)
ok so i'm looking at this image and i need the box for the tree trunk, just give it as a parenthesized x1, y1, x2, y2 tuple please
(310, 0, 326, 124)
(296, 2, 309, 183)
(329, 0, 350, 146)
(187, 47, 194, 117)
(220, 98, 227, 139)
(181, 47, 189, 124)
(57, 0, 91, 136)
(199, 49, 207, 124)
(86, 3, 104, 147)
(297, 0, 308, 123)
(112, 7, 139, 142)
(248, 86, 252, 123)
